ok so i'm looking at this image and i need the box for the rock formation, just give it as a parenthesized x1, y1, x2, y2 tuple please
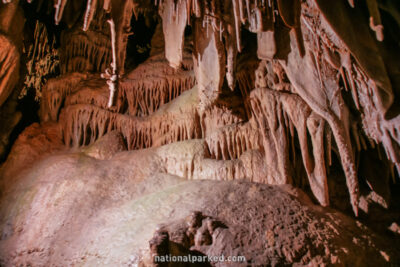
(0, 0, 399, 266)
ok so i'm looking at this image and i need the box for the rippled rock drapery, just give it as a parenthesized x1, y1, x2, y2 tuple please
(0, 0, 400, 266)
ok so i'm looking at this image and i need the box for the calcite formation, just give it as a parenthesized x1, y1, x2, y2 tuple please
(0, 1, 24, 160)
(0, 0, 400, 266)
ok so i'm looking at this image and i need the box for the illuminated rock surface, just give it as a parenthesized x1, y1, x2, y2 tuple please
(0, 0, 400, 266)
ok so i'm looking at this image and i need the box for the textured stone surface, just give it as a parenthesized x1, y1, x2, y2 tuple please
(0, 0, 399, 266)
(83, 130, 127, 160)
(0, 145, 398, 266)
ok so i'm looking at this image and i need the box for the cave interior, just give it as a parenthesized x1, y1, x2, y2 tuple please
(0, 0, 400, 266)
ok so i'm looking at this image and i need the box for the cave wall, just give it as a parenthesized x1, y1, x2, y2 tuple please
(0, 0, 399, 226)
(0, 1, 24, 160)
(0, 0, 400, 265)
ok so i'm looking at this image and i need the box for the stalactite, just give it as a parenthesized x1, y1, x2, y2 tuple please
(306, 113, 329, 206)
(42, 46, 196, 123)
(193, 18, 226, 112)
(60, 103, 201, 149)
(60, 87, 201, 149)
(64, 77, 125, 113)
(205, 122, 261, 160)
(40, 73, 88, 122)
(257, 31, 276, 60)
(281, 93, 313, 178)
(54, 0, 68, 25)
(201, 104, 245, 139)
(83, 0, 98, 31)
(159, 0, 188, 69)
(60, 31, 111, 74)
(366, 0, 384, 41)
(315, 0, 394, 118)
(354, 61, 400, 177)
(250, 88, 293, 185)
(231, 0, 242, 52)
(225, 37, 238, 91)
(121, 74, 195, 116)
(121, 47, 195, 116)
(250, 82, 331, 206)
(106, 0, 134, 75)
(280, 11, 361, 215)
(101, 18, 118, 108)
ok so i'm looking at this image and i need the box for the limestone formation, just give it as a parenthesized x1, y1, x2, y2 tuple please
(0, 0, 400, 266)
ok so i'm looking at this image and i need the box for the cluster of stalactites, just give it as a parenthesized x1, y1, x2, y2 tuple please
(20, 21, 60, 100)
(60, 103, 202, 150)
(154, 0, 386, 105)
(1, 0, 383, 42)
(3, 0, 385, 111)
(3, 0, 385, 94)
(59, 30, 112, 74)
(250, 87, 330, 207)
